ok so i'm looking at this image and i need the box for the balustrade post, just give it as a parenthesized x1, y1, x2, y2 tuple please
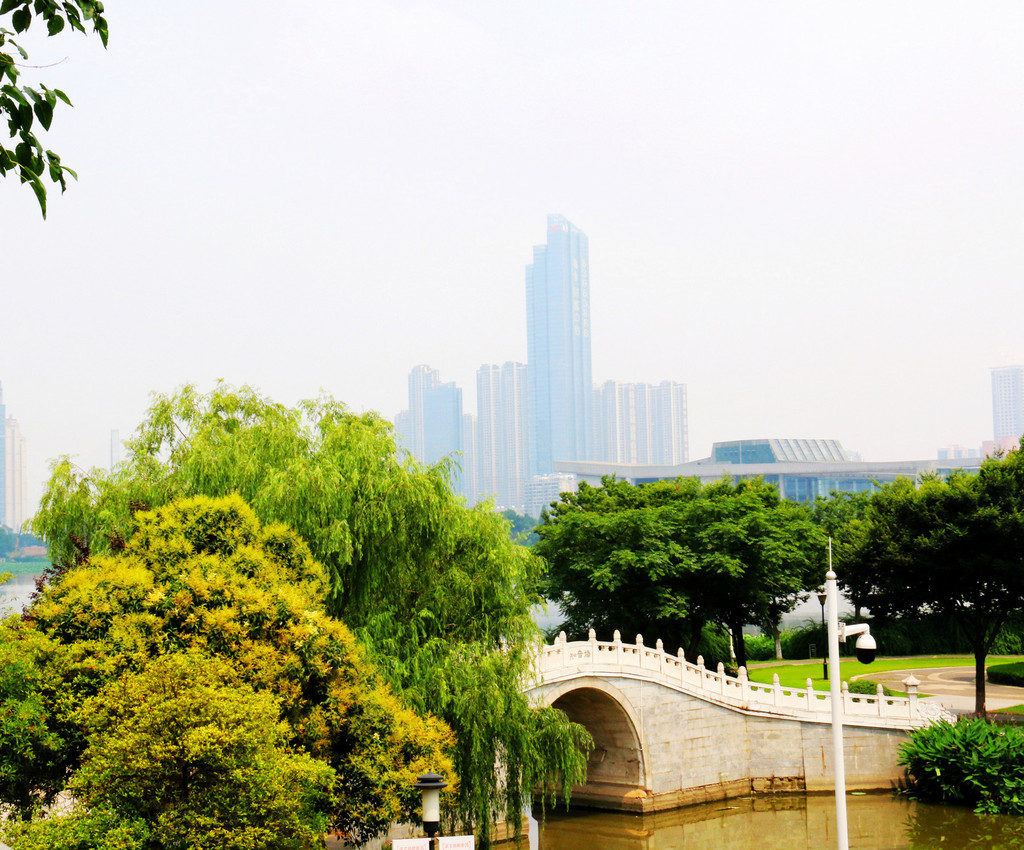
(807, 678, 815, 711)
(772, 673, 781, 707)
(841, 681, 850, 716)
(902, 675, 920, 720)
(613, 629, 622, 667)
(876, 683, 885, 716)
(739, 666, 749, 708)
(717, 662, 726, 694)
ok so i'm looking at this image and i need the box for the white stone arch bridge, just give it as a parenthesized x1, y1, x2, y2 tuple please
(526, 630, 951, 812)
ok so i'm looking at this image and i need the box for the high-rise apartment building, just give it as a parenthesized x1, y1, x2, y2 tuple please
(476, 362, 530, 511)
(395, 365, 466, 495)
(992, 365, 1024, 441)
(526, 214, 593, 474)
(0, 382, 6, 527)
(461, 413, 477, 501)
(593, 380, 688, 465)
(5, 415, 27, 531)
(650, 380, 689, 465)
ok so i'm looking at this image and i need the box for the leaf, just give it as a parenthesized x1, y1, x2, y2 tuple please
(11, 7, 30, 32)
(46, 14, 64, 36)
(33, 99, 52, 130)
(28, 174, 46, 217)
(53, 88, 72, 106)
(1, 83, 29, 107)
(0, 0, 22, 14)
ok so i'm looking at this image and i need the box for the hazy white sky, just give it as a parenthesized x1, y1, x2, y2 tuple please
(3, 1, 1024, 511)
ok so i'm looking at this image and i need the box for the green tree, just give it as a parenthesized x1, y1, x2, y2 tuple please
(536, 476, 823, 668)
(811, 490, 872, 616)
(31, 385, 589, 845)
(850, 448, 1024, 716)
(500, 509, 539, 545)
(9, 494, 454, 843)
(1, 0, 108, 216)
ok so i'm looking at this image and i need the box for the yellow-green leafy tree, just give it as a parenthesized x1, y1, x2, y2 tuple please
(5, 494, 453, 845)
(31, 385, 590, 845)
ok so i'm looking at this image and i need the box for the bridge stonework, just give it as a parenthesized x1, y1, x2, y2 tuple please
(526, 632, 950, 813)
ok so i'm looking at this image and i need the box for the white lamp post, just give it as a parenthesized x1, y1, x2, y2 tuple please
(414, 771, 448, 848)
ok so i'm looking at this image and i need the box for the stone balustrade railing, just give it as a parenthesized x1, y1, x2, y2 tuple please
(530, 630, 954, 730)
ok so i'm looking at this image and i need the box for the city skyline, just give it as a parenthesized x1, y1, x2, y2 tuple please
(3, 2, 1023, 515)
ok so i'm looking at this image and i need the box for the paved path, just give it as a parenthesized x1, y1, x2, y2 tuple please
(861, 666, 1024, 714)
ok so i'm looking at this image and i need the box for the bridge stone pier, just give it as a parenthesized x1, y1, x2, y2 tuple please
(526, 631, 951, 813)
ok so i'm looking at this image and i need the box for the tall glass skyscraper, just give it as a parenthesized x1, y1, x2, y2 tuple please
(526, 214, 593, 474)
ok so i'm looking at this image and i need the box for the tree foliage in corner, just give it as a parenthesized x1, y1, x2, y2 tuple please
(0, 0, 107, 216)
(535, 476, 823, 669)
(30, 384, 590, 846)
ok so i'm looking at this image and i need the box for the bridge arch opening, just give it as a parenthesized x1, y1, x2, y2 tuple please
(547, 680, 648, 809)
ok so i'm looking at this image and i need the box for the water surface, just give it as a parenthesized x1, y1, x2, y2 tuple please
(0, 572, 37, 616)
(535, 793, 1024, 849)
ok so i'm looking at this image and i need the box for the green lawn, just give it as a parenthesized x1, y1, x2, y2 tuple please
(746, 655, 1024, 690)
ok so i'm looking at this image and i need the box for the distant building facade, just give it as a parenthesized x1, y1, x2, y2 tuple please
(982, 436, 1020, 457)
(593, 380, 688, 465)
(395, 365, 466, 496)
(525, 472, 578, 518)
(937, 444, 979, 461)
(992, 365, 1024, 442)
(5, 415, 27, 531)
(526, 214, 593, 475)
(475, 362, 530, 511)
(0, 383, 6, 527)
(556, 437, 983, 504)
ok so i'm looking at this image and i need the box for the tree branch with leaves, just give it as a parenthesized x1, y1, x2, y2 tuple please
(1, 0, 107, 216)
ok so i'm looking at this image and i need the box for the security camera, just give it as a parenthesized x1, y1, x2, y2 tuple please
(855, 633, 877, 664)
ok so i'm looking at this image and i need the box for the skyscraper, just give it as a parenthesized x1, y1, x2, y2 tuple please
(526, 214, 593, 474)
(650, 380, 689, 465)
(0, 383, 6, 528)
(592, 380, 688, 465)
(992, 365, 1024, 442)
(5, 415, 27, 531)
(395, 365, 466, 494)
(476, 362, 529, 510)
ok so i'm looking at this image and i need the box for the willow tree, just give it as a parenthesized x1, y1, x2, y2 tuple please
(32, 384, 589, 843)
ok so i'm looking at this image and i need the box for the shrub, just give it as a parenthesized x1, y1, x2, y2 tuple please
(848, 679, 893, 696)
(988, 662, 1024, 688)
(743, 633, 775, 662)
(899, 718, 1024, 814)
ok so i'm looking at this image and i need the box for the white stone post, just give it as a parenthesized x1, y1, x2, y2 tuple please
(903, 674, 920, 721)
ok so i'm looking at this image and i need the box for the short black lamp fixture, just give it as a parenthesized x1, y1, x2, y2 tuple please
(816, 587, 828, 681)
(414, 771, 448, 847)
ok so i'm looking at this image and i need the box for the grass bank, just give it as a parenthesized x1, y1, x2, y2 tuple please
(746, 655, 1024, 690)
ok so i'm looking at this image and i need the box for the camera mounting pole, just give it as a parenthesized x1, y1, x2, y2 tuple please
(826, 545, 850, 850)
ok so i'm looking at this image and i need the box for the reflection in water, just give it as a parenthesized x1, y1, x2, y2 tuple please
(535, 793, 1024, 850)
